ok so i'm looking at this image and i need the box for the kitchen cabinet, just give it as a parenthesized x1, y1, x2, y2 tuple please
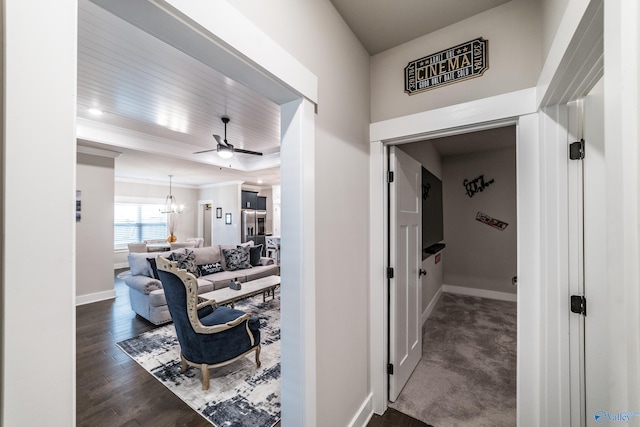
(257, 196, 267, 211)
(241, 191, 258, 209)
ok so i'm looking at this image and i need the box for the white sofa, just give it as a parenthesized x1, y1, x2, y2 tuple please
(124, 242, 279, 325)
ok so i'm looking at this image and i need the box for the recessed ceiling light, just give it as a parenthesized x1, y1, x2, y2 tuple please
(257, 179, 263, 184)
(88, 108, 103, 116)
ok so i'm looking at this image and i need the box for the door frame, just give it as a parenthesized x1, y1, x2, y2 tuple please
(369, 88, 541, 424)
(370, 2, 608, 424)
(197, 199, 214, 242)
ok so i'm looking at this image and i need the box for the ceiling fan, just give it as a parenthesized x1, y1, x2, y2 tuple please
(194, 116, 263, 159)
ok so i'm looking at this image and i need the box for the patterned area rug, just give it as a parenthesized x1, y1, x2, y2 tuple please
(389, 293, 516, 427)
(117, 294, 281, 427)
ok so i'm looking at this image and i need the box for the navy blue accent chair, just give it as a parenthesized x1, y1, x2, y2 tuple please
(156, 256, 261, 390)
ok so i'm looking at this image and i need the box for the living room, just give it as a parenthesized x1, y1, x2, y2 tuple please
(76, 144, 281, 306)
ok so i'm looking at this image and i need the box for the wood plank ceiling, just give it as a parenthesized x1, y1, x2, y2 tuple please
(77, 0, 282, 186)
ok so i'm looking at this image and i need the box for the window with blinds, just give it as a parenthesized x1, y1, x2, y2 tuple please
(114, 203, 167, 248)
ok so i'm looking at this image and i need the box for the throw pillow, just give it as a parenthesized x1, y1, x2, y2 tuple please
(147, 258, 160, 280)
(128, 253, 154, 277)
(241, 244, 263, 267)
(169, 250, 200, 277)
(198, 262, 224, 275)
(222, 247, 252, 271)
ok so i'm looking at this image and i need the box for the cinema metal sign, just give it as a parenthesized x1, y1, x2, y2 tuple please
(404, 37, 488, 95)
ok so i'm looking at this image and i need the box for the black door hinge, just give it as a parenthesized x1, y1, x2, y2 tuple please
(570, 139, 585, 160)
(570, 295, 587, 316)
(388, 171, 394, 183)
(387, 363, 394, 375)
(387, 267, 394, 279)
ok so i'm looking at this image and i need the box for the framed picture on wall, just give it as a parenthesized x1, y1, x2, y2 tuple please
(225, 213, 232, 225)
(216, 207, 222, 218)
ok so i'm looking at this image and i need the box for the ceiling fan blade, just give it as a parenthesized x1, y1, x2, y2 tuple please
(193, 148, 217, 154)
(213, 134, 225, 145)
(234, 148, 263, 156)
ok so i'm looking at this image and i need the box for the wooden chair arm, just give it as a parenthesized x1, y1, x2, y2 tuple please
(196, 298, 217, 311)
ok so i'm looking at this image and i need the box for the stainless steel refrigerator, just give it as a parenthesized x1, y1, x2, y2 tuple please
(241, 209, 266, 249)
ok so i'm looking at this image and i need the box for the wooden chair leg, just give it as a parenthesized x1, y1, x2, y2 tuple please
(180, 354, 187, 374)
(255, 345, 262, 368)
(201, 364, 210, 390)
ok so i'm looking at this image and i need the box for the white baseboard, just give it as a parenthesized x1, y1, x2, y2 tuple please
(76, 289, 116, 306)
(348, 392, 374, 427)
(422, 287, 443, 325)
(114, 262, 129, 269)
(442, 284, 517, 302)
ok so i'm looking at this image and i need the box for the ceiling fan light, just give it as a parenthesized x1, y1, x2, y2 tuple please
(217, 144, 233, 159)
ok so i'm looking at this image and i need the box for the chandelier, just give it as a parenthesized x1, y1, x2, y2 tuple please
(160, 175, 184, 214)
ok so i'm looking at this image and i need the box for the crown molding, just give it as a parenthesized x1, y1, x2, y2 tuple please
(115, 176, 200, 189)
(77, 144, 121, 158)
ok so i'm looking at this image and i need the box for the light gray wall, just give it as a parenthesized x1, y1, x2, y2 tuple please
(541, 0, 571, 60)
(398, 143, 443, 317)
(370, 0, 541, 122)
(199, 182, 242, 245)
(227, 2, 371, 425)
(442, 145, 517, 294)
(76, 153, 116, 299)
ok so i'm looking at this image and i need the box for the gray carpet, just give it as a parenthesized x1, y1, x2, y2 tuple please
(389, 292, 517, 427)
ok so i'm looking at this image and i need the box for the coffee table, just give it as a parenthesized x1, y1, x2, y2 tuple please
(198, 275, 280, 308)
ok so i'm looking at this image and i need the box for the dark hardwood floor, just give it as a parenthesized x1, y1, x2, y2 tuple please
(77, 271, 210, 426)
(368, 408, 431, 427)
(76, 270, 423, 426)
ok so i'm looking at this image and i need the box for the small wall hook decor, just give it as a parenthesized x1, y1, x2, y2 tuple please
(463, 174, 495, 198)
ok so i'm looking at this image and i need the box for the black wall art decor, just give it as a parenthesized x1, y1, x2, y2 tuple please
(463, 174, 495, 198)
(405, 37, 488, 95)
(476, 211, 508, 231)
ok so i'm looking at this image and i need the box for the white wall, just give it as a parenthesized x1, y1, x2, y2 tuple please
(199, 182, 242, 245)
(76, 152, 116, 303)
(226, 2, 371, 425)
(2, 0, 77, 424)
(442, 145, 517, 295)
(370, 0, 541, 122)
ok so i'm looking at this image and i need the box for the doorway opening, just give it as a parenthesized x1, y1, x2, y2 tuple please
(202, 203, 212, 247)
(387, 125, 518, 425)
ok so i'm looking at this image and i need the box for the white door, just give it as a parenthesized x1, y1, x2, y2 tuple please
(388, 146, 422, 402)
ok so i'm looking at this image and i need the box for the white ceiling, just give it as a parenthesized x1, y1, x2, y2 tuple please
(430, 126, 516, 157)
(77, 0, 515, 187)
